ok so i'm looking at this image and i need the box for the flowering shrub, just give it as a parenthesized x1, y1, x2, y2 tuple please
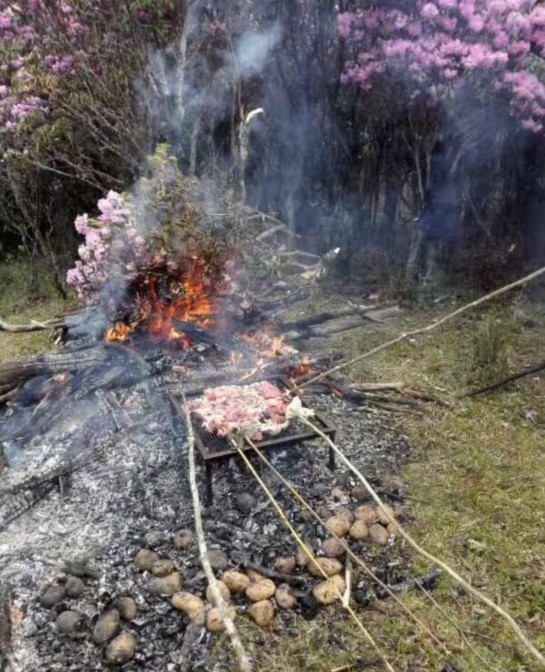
(66, 145, 238, 308)
(338, 0, 545, 132)
(66, 191, 150, 302)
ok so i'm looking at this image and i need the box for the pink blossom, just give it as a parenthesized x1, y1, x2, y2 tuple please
(338, 12, 355, 38)
(421, 3, 440, 19)
(437, 0, 458, 8)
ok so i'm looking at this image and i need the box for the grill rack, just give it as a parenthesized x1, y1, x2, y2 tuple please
(184, 378, 336, 504)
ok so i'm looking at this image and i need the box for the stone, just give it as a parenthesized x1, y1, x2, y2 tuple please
(206, 581, 231, 605)
(172, 592, 205, 621)
(275, 585, 296, 610)
(349, 520, 369, 541)
(322, 537, 346, 558)
(312, 575, 346, 605)
(248, 600, 275, 627)
(144, 531, 166, 548)
(274, 557, 296, 574)
(149, 572, 182, 597)
(93, 609, 120, 644)
(115, 597, 137, 622)
(369, 524, 389, 546)
(354, 505, 379, 525)
(235, 493, 255, 514)
(40, 585, 65, 608)
(245, 579, 276, 602)
(222, 571, 250, 594)
(65, 577, 85, 599)
(134, 549, 160, 572)
(173, 529, 195, 551)
(331, 487, 346, 501)
(56, 611, 83, 635)
(332, 506, 354, 523)
(351, 485, 367, 502)
(325, 516, 351, 537)
(376, 505, 395, 526)
(308, 557, 342, 578)
(152, 560, 175, 577)
(207, 550, 228, 571)
(206, 607, 236, 633)
(105, 632, 136, 665)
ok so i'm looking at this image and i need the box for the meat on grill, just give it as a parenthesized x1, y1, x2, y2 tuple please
(188, 381, 291, 440)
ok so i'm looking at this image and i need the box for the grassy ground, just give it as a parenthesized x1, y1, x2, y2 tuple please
(2, 263, 544, 670)
(0, 260, 76, 362)
(225, 293, 545, 672)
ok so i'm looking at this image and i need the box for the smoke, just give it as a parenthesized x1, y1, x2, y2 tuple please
(231, 23, 282, 78)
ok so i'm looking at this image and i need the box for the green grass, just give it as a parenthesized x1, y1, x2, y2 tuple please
(224, 295, 545, 671)
(0, 259, 76, 362)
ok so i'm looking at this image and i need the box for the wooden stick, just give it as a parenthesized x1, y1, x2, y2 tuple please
(460, 360, 545, 399)
(182, 397, 253, 672)
(234, 443, 398, 672)
(293, 412, 545, 669)
(296, 265, 545, 392)
(246, 439, 447, 653)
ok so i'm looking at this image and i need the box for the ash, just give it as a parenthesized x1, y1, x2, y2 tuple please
(0, 343, 409, 672)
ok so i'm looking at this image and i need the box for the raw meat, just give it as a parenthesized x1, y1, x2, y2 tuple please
(188, 381, 292, 440)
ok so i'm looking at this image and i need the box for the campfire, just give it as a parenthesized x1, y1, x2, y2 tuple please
(105, 259, 230, 349)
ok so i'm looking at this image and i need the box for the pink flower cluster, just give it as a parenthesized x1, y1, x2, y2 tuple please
(0, 1, 84, 134)
(338, 0, 545, 132)
(67, 191, 150, 303)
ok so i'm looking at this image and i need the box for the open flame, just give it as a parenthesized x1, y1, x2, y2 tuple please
(105, 259, 227, 347)
(237, 328, 296, 358)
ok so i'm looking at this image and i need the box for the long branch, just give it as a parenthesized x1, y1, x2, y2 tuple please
(182, 397, 252, 672)
(296, 265, 545, 392)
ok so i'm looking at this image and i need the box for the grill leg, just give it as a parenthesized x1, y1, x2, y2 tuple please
(205, 463, 213, 506)
(327, 432, 336, 470)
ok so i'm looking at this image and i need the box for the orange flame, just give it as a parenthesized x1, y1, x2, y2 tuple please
(105, 259, 228, 348)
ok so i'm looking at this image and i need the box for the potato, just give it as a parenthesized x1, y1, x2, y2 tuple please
(275, 584, 297, 610)
(171, 592, 205, 621)
(354, 505, 379, 525)
(333, 506, 354, 523)
(248, 600, 275, 627)
(206, 581, 231, 605)
(274, 556, 296, 574)
(206, 606, 236, 633)
(308, 557, 342, 578)
(376, 505, 395, 525)
(369, 524, 389, 545)
(349, 520, 369, 540)
(312, 575, 346, 605)
(245, 579, 276, 602)
(322, 537, 346, 557)
(295, 544, 314, 567)
(222, 571, 250, 594)
(245, 569, 266, 583)
(325, 516, 350, 537)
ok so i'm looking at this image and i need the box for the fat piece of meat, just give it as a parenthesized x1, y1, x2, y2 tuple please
(188, 381, 291, 440)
